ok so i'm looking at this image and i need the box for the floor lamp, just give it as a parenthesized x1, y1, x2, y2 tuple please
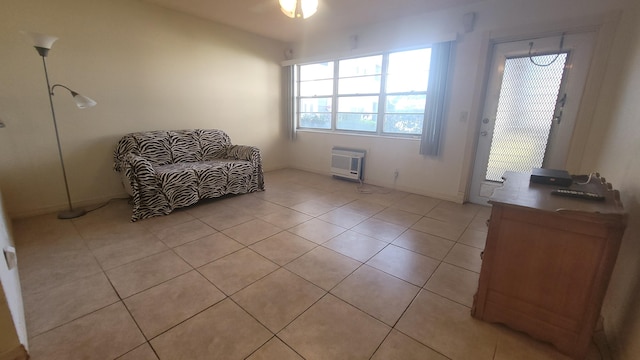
(26, 32, 97, 219)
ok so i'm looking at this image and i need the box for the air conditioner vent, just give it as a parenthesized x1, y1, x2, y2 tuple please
(330, 147, 365, 180)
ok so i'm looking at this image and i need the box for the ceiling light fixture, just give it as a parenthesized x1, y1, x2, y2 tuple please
(279, 0, 318, 19)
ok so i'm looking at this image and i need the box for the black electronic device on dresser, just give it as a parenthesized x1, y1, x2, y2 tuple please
(529, 168, 573, 187)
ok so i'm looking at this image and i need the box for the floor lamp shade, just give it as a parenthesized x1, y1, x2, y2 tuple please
(51, 84, 97, 109)
(25, 31, 97, 219)
(72, 93, 97, 109)
(22, 31, 58, 56)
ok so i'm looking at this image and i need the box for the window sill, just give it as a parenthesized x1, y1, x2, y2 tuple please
(295, 128, 421, 141)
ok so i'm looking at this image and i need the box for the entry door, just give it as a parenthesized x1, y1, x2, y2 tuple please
(469, 32, 595, 205)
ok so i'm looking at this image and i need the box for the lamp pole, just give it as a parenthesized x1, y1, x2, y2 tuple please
(26, 32, 96, 219)
(38, 53, 86, 219)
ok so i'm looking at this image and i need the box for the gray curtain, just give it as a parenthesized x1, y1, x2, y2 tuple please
(283, 65, 297, 140)
(420, 41, 453, 156)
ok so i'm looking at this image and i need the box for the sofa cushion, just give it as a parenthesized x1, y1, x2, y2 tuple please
(133, 131, 172, 167)
(155, 163, 200, 209)
(189, 161, 229, 198)
(198, 129, 231, 160)
(169, 130, 202, 163)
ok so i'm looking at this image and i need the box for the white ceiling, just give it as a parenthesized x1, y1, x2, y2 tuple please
(142, 0, 485, 43)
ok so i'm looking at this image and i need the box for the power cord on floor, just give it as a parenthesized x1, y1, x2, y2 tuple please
(355, 178, 393, 195)
(83, 196, 131, 213)
(356, 179, 373, 194)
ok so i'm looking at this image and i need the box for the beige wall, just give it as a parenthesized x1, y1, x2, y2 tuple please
(287, 0, 628, 201)
(290, 5, 640, 357)
(0, 0, 288, 217)
(584, 3, 640, 359)
(1, 1, 639, 357)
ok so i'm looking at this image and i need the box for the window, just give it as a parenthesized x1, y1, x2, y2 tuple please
(299, 62, 333, 129)
(296, 48, 432, 136)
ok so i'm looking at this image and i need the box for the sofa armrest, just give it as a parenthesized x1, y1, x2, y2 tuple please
(226, 145, 260, 162)
(113, 135, 139, 172)
(123, 153, 158, 187)
(122, 153, 171, 221)
(226, 145, 264, 190)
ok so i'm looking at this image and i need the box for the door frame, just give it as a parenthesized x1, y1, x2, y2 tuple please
(469, 33, 594, 205)
(461, 13, 621, 204)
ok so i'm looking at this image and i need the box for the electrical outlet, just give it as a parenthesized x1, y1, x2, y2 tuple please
(4, 246, 17, 270)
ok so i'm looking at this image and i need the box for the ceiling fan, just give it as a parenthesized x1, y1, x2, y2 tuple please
(249, 0, 319, 19)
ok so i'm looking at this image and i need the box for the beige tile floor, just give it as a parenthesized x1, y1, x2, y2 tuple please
(13, 169, 607, 360)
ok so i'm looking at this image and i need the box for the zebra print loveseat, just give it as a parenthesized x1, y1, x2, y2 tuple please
(113, 129, 264, 221)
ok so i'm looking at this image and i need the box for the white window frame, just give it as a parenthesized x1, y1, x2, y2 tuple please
(295, 48, 432, 137)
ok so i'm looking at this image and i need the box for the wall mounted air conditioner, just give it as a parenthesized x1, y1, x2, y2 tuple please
(331, 147, 365, 181)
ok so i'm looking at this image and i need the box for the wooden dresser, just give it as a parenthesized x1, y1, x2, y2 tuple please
(471, 172, 627, 359)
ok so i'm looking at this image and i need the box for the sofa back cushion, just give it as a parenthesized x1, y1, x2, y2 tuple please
(198, 129, 231, 160)
(169, 130, 202, 163)
(132, 131, 173, 167)
(114, 129, 233, 171)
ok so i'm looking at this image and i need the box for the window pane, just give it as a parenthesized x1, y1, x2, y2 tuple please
(337, 96, 378, 132)
(300, 97, 332, 112)
(383, 114, 424, 134)
(338, 96, 378, 113)
(338, 76, 381, 94)
(387, 48, 431, 93)
(337, 114, 378, 131)
(300, 79, 333, 96)
(339, 56, 382, 77)
(300, 113, 331, 129)
(386, 95, 426, 113)
(299, 98, 332, 129)
(300, 62, 334, 81)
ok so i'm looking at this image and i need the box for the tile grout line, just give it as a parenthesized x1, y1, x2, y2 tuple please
(18, 170, 501, 359)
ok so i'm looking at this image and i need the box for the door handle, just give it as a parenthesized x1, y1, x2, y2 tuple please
(480, 131, 488, 136)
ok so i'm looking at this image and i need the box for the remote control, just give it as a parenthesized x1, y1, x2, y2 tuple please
(551, 188, 605, 201)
